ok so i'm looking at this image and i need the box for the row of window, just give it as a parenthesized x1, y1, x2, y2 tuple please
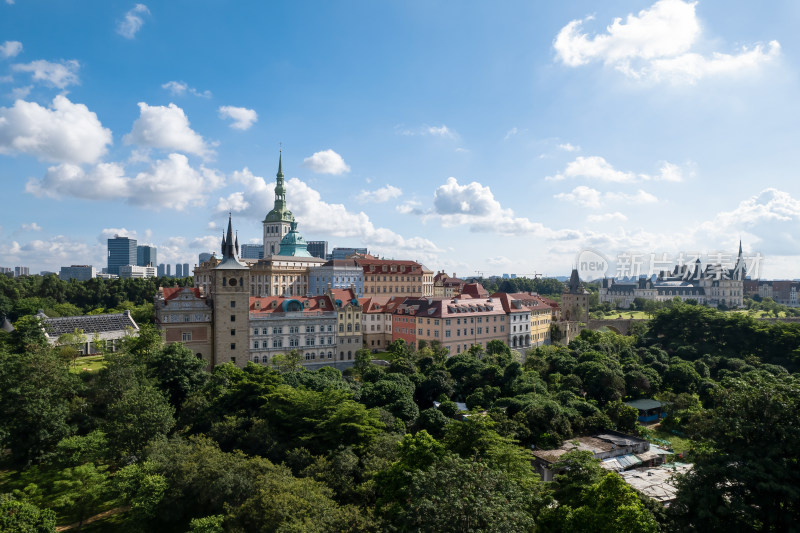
(252, 336, 335, 349)
(251, 351, 356, 363)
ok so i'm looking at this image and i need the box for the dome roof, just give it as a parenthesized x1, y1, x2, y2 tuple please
(277, 221, 312, 257)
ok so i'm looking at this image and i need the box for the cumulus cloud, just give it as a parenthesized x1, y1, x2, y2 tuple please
(26, 162, 129, 200)
(697, 188, 800, 255)
(554, 186, 657, 208)
(214, 168, 441, 257)
(0, 41, 22, 59)
(161, 80, 212, 98)
(218, 105, 258, 130)
(356, 185, 402, 203)
(12, 59, 80, 88)
(302, 149, 350, 174)
(587, 212, 628, 223)
(0, 95, 112, 164)
(26, 153, 224, 210)
(428, 177, 580, 239)
(547, 156, 684, 183)
(396, 200, 423, 215)
(2, 235, 101, 273)
(21, 222, 41, 231)
(554, 0, 780, 84)
(396, 124, 458, 139)
(117, 4, 150, 39)
(124, 102, 212, 158)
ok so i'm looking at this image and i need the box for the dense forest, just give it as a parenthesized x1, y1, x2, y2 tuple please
(0, 274, 194, 325)
(1, 302, 798, 531)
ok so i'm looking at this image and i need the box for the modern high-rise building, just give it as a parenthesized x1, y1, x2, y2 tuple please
(59, 265, 96, 282)
(14, 266, 30, 277)
(107, 236, 137, 276)
(157, 263, 166, 277)
(119, 265, 157, 279)
(182, 263, 190, 277)
(307, 241, 328, 260)
(137, 245, 157, 267)
(240, 244, 264, 260)
(176, 264, 183, 277)
(166, 264, 172, 277)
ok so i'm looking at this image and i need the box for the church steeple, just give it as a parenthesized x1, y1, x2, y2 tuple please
(263, 152, 295, 224)
(216, 213, 247, 269)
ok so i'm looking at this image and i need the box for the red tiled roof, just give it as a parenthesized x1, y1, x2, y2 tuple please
(249, 295, 334, 315)
(161, 286, 204, 301)
(461, 283, 489, 298)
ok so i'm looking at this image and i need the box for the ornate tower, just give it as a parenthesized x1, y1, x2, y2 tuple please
(212, 214, 251, 367)
(263, 152, 296, 257)
(562, 268, 590, 322)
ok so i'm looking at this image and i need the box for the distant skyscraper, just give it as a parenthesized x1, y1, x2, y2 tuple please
(331, 247, 368, 260)
(240, 244, 264, 259)
(108, 236, 137, 276)
(137, 245, 157, 267)
(14, 266, 30, 277)
(59, 265, 96, 282)
(166, 264, 171, 277)
(176, 264, 183, 277)
(307, 240, 328, 260)
(198, 253, 213, 264)
(182, 263, 190, 277)
(157, 264, 166, 277)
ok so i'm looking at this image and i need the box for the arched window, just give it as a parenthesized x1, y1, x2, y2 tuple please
(261, 355, 268, 364)
(348, 351, 352, 360)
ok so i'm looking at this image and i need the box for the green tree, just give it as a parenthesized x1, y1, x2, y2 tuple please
(0, 493, 57, 532)
(0, 349, 79, 465)
(52, 463, 109, 530)
(670, 374, 800, 531)
(561, 473, 659, 533)
(104, 384, 175, 460)
(145, 342, 207, 408)
(271, 349, 303, 373)
(385, 454, 543, 532)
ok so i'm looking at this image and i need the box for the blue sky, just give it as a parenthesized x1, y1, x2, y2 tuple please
(1, 0, 799, 278)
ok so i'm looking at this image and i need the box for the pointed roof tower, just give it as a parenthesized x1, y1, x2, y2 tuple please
(733, 239, 747, 280)
(216, 214, 248, 270)
(264, 151, 296, 224)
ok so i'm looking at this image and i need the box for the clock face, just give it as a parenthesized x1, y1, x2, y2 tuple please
(229, 278, 238, 286)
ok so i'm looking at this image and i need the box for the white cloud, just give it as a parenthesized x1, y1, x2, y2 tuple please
(547, 156, 684, 183)
(396, 200, 423, 215)
(126, 153, 224, 210)
(302, 149, 350, 175)
(555, 185, 657, 207)
(558, 142, 580, 152)
(26, 162, 129, 200)
(554, 0, 780, 84)
(214, 168, 441, 257)
(117, 4, 150, 39)
(0, 95, 112, 164)
(124, 102, 212, 158)
(10, 86, 31, 99)
(0, 41, 22, 59)
(427, 125, 455, 138)
(2, 235, 100, 272)
(12, 59, 80, 88)
(396, 124, 458, 139)
(189, 235, 220, 251)
(161, 80, 211, 98)
(697, 188, 800, 255)
(216, 191, 250, 213)
(21, 222, 41, 231)
(356, 184, 402, 203)
(218, 105, 258, 130)
(504, 127, 518, 140)
(25, 153, 224, 210)
(429, 177, 581, 239)
(99, 228, 138, 242)
(587, 212, 628, 223)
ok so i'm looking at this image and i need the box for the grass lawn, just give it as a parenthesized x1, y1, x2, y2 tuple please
(69, 355, 106, 374)
(598, 310, 652, 320)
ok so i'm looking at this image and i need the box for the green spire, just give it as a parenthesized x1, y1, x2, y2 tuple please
(263, 151, 295, 223)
